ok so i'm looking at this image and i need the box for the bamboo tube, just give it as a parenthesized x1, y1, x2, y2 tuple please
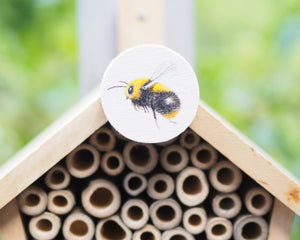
(176, 167, 209, 206)
(18, 186, 47, 216)
(29, 211, 61, 240)
(63, 208, 95, 240)
(160, 145, 189, 173)
(101, 150, 125, 176)
(179, 129, 200, 149)
(212, 193, 242, 219)
(190, 143, 218, 170)
(209, 160, 242, 193)
(132, 224, 161, 240)
(89, 126, 116, 151)
(66, 144, 100, 178)
(95, 215, 132, 240)
(233, 214, 268, 240)
(123, 142, 158, 174)
(44, 165, 71, 190)
(147, 173, 174, 200)
(81, 179, 121, 218)
(155, 136, 177, 146)
(47, 190, 75, 215)
(150, 198, 182, 230)
(205, 216, 233, 240)
(123, 172, 147, 196)
(111, 126, 129, 141)
(121, 199, 149, 230)
(244, 187, 273, 216)
(182, 207, 207, 234)
(162, 227, 195, 240)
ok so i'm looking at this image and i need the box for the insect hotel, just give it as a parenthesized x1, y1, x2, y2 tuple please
(0, 44, 299, 240)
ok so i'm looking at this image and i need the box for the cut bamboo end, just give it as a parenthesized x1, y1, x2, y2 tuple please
(209, 160, 242, 193)
(29, 211, 61, 240)
(123, 142, 158, 174)
(47, 190, 75, 215)
(160, 145, 189, 173)
(212, 193, 242, 219)
(147, 173, 174, 200)
(89, 127, 116, 151)
(205, 216, 233, 240)
(233, 215, 268, 240)
(244, 187, 273, 216)
(150, 198, 182, 230)
(121, 199, 149, 230)
(190, 143, 218, 170)
(176, 167, 209, 206)
(179, 129, 200, 149)
(162, 227, 195, 240)
(101, 150, 125, 176)
(183, 207, 207, 234)
(82, 179, 121, 218)
(44, 165, 71, 190)
(95, 215, 132, 240)
(62, 208, 95, 240)
(18, 186, 47, 216)
(132, 224, 161, 240)
(123, 172, 147, 196)
(66, 144, 100, 178)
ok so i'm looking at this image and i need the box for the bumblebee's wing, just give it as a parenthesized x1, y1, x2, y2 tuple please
(149, 64, 177, 83)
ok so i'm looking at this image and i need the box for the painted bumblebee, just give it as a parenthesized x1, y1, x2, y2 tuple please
(108, 75, 181, 122)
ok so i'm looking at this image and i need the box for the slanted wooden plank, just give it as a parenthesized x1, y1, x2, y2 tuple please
(268, 199, 294, 240)
(0, 86, 106, 209)
(0, 199, 26, 240)
(190, 100, 300, 216)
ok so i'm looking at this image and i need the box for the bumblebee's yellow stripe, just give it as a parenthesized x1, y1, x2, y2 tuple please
(162, 110, 179, 119)
(152, 83, 170, 92)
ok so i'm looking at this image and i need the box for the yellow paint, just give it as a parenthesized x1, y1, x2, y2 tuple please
(163, 110, 179, 119)
(125, 78, 149, 99)
(152, 83, 170, 92)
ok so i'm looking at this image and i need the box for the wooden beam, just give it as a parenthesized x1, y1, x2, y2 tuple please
(0, 199, 26, 240)
(190, 100, 300, 216)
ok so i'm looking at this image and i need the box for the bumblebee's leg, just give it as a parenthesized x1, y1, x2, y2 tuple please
(150, 102, 159, 128)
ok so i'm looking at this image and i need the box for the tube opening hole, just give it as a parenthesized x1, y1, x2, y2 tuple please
(141, 231, 155, 240)
(128, 177, 142, 190)
(90, 187, 113, 207)
(36, 219, 52, 232)
(127, 206, 143, 220)
(242, 222, 262, 239)
(130, 145, 150, 166)
(252, 194, 266, 209)
(101, 220, 126, 239)
(188, 214, 201, 226)
(167, 151, 182, 165)
(196, 149, 211, 163)
(154, 180, 167, 193)
(170, 235, 187, 240)
(107, 156, 120, 169)
(96, 132, 110, 146)
(217, 168, 234, 185)
(73, 149, 94, 170)
(185, 133, 195, 144)
(183, 175, 202, 194)
(70, 220, 88, 236)
(220, 197, 234, 210)
(25, 194, 40, 207)
(156, 205, 175, 221)
(53, 195, 67, 207)
(212, 224, 226, 236)
(50, 170, 65, 184)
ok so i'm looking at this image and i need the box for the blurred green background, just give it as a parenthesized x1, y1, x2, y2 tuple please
(0, 0, 299, 238)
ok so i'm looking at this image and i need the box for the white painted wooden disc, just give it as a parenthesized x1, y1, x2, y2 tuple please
(100, 45, 199, 143)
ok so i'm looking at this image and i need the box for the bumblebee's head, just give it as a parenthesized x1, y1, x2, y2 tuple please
(125, 78, 149, 99)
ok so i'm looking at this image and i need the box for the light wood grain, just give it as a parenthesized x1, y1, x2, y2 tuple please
(117, 0, 165, 52)
(268, 199, 294, 240)
(0, 85, 106, 209)
(0, 199, 26, 240)
(190, 100, 300, 215)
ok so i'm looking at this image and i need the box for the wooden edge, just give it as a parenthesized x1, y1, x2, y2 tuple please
(267, 198, 294, 240)
(0, 85, 106, 209)
(190, 100, 300, 216)
(0, 199, 27, 240)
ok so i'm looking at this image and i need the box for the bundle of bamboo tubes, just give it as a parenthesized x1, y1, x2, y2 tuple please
(18, 125, 273, 240)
